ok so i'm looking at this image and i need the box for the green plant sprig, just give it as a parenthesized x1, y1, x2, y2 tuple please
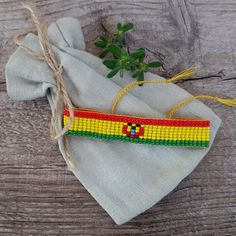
(95, 22, 162, 84)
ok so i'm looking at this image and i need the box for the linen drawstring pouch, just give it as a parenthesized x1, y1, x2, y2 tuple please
(6, 17, 221, 224)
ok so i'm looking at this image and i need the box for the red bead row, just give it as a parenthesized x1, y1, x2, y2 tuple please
(64, 108, 210, 128)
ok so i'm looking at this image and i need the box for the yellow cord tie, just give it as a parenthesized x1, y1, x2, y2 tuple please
(112, 66, 236, 119)
(111, 66, 195, 113)
(167, 95, 236, 119)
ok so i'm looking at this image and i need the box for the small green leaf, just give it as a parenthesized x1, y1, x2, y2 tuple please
(107, 68, 120, 78)
(99, 35, 108, 42)
(122, 22, 134, 32)
(99, 49, 109, 58)
(138, 48, 145, 51)
(136, 48, 145, 62)
(103, 59, 118, 69)
(147, 61, 162, 68)
(138, 71, 144, 86)
(132, 69, 141, 78)
(95, 40, 107, 48)
(130, 49, 145, 60)
(129, 64, 136, 72)
(117, 23, 122, 31)
(138, 71, 144, 81)
(107, 44, 123, 58)
(125, 63, 135, 71)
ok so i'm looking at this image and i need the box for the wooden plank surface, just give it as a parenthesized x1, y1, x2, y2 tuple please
(0, 0, 235, 235)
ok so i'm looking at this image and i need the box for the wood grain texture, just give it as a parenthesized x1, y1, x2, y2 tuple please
(0, 0, 235, 235)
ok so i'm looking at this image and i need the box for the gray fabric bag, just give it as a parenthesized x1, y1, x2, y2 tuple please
(6, 17, 221, 224)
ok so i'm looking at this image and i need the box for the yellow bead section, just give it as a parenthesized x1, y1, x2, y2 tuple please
(64, 116, 210, 142)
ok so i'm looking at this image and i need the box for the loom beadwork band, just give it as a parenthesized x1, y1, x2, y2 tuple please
(63, 108, 210, 148)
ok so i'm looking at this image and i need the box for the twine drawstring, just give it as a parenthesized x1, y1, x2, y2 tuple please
(14, 3, 74, 140)
(14, 3, 74, 169)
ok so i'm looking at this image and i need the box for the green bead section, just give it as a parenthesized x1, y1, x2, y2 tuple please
(66, 130, 209, 148)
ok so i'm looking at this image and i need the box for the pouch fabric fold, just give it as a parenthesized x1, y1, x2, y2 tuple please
(6, 17, 221, 224)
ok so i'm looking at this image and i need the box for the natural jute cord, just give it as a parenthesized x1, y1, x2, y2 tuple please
(14, 3, 74, 169)
(14, 3, 74, 140)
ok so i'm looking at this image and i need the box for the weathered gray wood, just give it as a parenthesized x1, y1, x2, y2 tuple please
(0, 0, 235, 235)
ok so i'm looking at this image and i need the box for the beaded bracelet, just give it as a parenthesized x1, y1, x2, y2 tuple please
(63, 108, 210, 148)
